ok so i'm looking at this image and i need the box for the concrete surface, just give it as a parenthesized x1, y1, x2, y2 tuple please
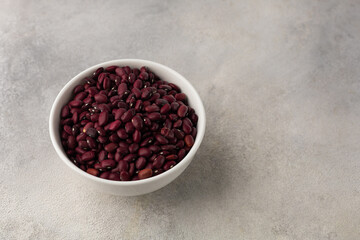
(1, 0, 360, 239)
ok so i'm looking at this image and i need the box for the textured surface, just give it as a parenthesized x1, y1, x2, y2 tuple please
(1, 0, 360, 239)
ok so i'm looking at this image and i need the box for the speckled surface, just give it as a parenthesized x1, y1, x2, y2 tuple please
(1, 0, 360, 239)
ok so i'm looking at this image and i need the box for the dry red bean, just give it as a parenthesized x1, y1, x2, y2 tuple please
(129, 143, 139, 153)
(98, 111, 109, 126)
(132, 87, 141, 99)
(134, 100, 143, 111)
(128, 163, 135, 176)
(174, 129, 185, 139)
(120, 171, 130, 181)
(74, 91, 88, 101)
(73, 85, 85, 95)
(101, 159, 116, 169)
(104, 143, 118, 152)
(98, 150, 107, 161)
(86, 127, 98, 138)
(169, 114, 178, 121)
(123, 154, 137, 162)
(192, 128, 197, 138)
(173, 120, 182, 128)
(94, 93, 108, 103)
(153, 155, 165, 169)
(98, 136, 108, 144)
(163, 161, 176, 171)
(166, 154, 178, 161)
(86, 168, 99, 176)
(109, 133, 119, 143)
(63, 125, 72, 135)
(147, 112, 161, 121)
(113, 108, 126, 120)
(155, 134, 168, 144)
(138, 148, 152, 158)
(133, 130, 141, 143)
(144, 104, 159, 112)
(100, 172, 110, 179)
(89, 113, 98, 122)
(136, 157, 147, 170)
(103, 77, 111, 90)
(121, 109, 135, 122)
(69, 100, 83, 108)
(67, 135, 76, 149)
(86, 136, 97, 149)
(138, 169, 152, 179)
(81, 151, 95, 161)
(125, 122, 135, 134)
(148, 145, 161, 153)
(108, 172, 120, 181)
(131, 115, 143, 130)
(177, 105, 188, 118)
(182, 122, 192, 134)
(117, 160, 128, 172)
(140, 137, 153, 147)
(175, 93, 187, 102)
(176, 140, 185, 149)
(160, 103, 171, 114)
(178, 149, 186, 160)
(108, 120, 122, 131)
(171, 102, 180, 111)
(116, 129, 128, 139)
(161, 145, 177, 152)
(184, 135, 194, 147)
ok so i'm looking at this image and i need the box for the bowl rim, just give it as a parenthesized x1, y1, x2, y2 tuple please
(49, 59, 206, 186)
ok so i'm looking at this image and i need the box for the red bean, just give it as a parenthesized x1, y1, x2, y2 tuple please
(104, 143, 118, 152)
(117, 160, 128, 172)
(138, 169, 152, 179)
(178, 149, 186, 160)
(163, 161, 176, 171)
(108, 120, 122, 131)
(69, 100, 83, 108)
(155, 134, 168, 144)
(129, 143, 139, 153)
(153, 155, 165, 169)
(145, 104, 160, 112)
(73, 85, 85, 95)
(138, 148, 152, 158)
(81, 151, 95, 161)
(131, 115, 143, 130)
(182, 121, 192, 134)
(166, 154, 178, 161)
(133, 130, 141, 143)
(160, 103, 171, 114)
(175, 93, 187, 102)
(86, 136, 97, 149)
(101, 159, 116, 169)
(98, 150, 107, 161)
(163, 95, 176, 103)
(177, 105, 188, 118)
(108, 172, 120, 181)
(121, 109, 135, 122)
(148, 145, 161, 153)
(120, 171, 130, 181)
(147, 112, 161, 121)
(125, 122, 135, 134)
(117, 129, 128, 139)
(86, 168, 99, 176)
(136, 157, 147, 170)
(184, 135, 194, 147)
(98, 111, 109, 126)
(123, 153, 137, 162)
(100, 172, 110, 179)
(67, 136, 76, 149)
(94, 93, 108, 103)
(171, 102, 180, 111)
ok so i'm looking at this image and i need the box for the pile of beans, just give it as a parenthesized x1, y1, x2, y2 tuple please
(60, 65, 198, 181)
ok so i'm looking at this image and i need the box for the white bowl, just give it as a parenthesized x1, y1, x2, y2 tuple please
(49, 59, 206, 196)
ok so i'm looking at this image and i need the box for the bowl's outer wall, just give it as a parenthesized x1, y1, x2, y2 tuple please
(49, 59, 206, 196)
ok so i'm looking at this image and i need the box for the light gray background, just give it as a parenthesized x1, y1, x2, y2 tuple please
(1, 0, 360, 239)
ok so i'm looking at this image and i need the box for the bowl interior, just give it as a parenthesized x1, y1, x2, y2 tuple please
(49, 59, 206, 185)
